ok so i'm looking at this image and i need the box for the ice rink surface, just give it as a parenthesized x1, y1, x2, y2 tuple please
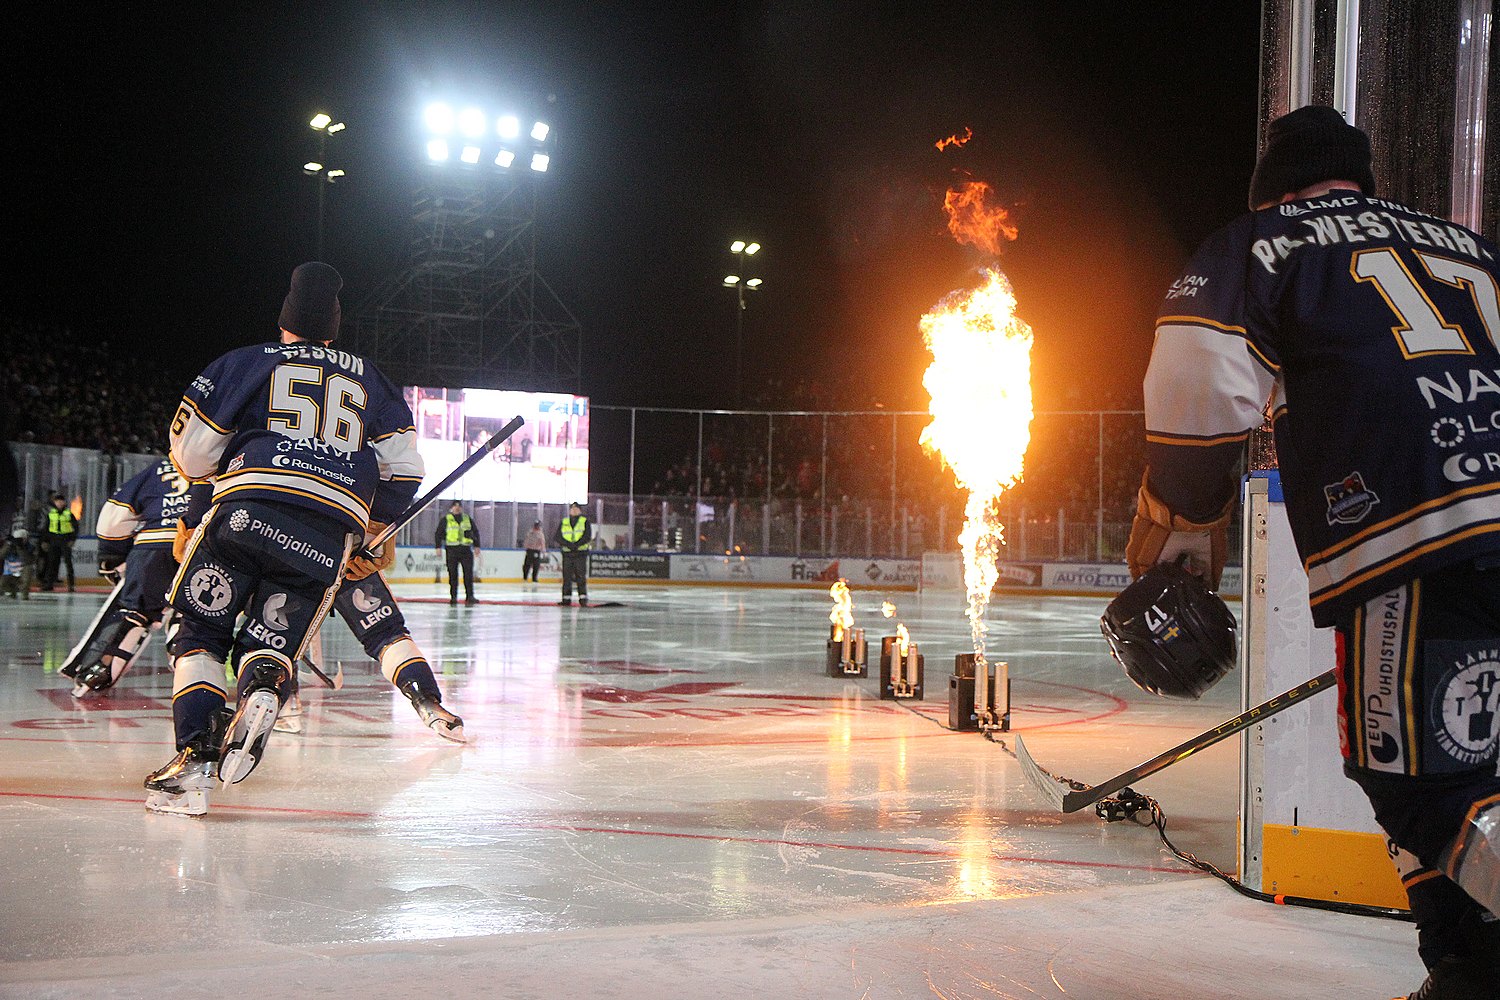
(0, 582, 1423, 998)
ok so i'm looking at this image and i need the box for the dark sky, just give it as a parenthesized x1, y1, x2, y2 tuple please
(11, 2, 1262, 413)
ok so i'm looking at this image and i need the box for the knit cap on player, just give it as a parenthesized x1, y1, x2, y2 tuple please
(1248, 105, 1375, 210)
(279, 262, 343, 342)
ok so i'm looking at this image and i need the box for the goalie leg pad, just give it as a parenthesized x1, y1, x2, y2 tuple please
(72, 611, 152, 696)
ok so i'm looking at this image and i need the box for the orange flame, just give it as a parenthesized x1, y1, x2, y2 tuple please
(943, 181, 1018, 257)
(896, 622, 911, 658)
(919, 267, 1034, 668)
(829, 579, 854, 641)
(934, 127, 973, 152)
(881, 601, 897, 618)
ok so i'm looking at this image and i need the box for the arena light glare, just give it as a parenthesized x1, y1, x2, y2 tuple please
(326, 169, 345, 181)
(309, 113, 332, 130)
(530, 121, 550, 141)
(458, 107, 486, 138)
(745, 277, 763, 288)
(303, 161, 323, 174)
(427, 139, 450, 162)
(460, 145, 481, 164)
(730, 240, 746, 253)
(495, 149, 515, 168)
(744, 242, 761, 255)
(530, 152, 550, 172)
(723, 275, 741, 286)
(424, 102, 454, 135)
(498, 114, 521, 139)
(325, 121, 346, 135)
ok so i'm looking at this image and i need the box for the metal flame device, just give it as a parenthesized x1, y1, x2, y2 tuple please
(947, 652, 1009, 731)
(878, 636, 924, 700)
(826, 625, 868, 678)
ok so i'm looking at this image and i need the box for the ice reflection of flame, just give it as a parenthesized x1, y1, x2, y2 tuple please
(920, 267, 1034, 670)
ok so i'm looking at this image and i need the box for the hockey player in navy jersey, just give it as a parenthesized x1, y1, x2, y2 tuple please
(61, 459, 211, 697)
(146, 261, 438, 816)
(1128, 107, 1499, 998)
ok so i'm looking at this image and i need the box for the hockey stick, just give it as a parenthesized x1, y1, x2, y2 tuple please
(297, 655, 343, 690)
(363, 415, 525, 555)
(1015, 668, 1337, 813)
(60, 575, 127, 677)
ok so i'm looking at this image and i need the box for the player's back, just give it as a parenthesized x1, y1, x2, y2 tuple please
(169, 341, 420, 533)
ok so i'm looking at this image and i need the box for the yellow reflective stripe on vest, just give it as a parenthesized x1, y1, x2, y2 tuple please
(444, 515, 472, 546)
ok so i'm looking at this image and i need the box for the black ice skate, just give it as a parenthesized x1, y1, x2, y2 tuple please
(399, 679, 466, 743)
(219, 661, 286, 785)
(144, 743, 219, 816)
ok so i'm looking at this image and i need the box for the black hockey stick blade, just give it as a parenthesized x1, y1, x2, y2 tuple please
(366, 415, 525, 554)
(1017, 669, 1338, 813)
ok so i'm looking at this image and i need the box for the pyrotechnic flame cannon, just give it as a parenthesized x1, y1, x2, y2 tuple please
(947, 653, 1009, 732)
(878, 625, 923, 700)
(825, 579, 867, 677)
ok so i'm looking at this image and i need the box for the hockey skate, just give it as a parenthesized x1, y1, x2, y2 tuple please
(399, 679, 465, 743)
(144, 743, 219, 816)
(272, 692, 303, 734)
(219, 661, 286, 785)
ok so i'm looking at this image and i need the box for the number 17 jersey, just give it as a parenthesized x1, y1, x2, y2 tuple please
(169, 341, 424, 534)
(1144, 192, 1500, 627)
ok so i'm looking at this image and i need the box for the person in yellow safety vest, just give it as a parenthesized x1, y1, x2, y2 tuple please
(434, 500, 480, 606)
(40, 492, 79, 592)
(554, 501, 592, 607)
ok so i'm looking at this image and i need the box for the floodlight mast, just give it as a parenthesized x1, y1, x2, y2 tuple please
(305, 112, 348, 259)
(725, 239, 765, 405)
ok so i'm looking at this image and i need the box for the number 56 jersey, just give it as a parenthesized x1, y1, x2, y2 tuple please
(168, 342, 424, 534)
(1144, 193, 1500, 627)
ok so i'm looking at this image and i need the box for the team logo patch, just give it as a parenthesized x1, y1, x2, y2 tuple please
(185, 565, 235, 618)
(350, 586, 382, 614)
(226, 453, 246, 475)
(1278, 203, 1309, 217)
(1324, 472, 1380, 525)
(228, 509, 250, 532)
(1431, 649, 1500, 768)
(263, 592, 289, 631)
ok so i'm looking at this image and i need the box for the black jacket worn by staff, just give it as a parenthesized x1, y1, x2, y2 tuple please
(555, 514, 591, 600)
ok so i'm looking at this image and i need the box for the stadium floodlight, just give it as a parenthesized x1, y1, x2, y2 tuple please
(427, 139, 450, 162)
(724, 275, 741, 285)
(745, 277, 763, 288)
(495, 149, 515, 168)
(730, 240, 746, 253)
(325, 121, 346, 134)
(530, 152, 550, 172)
(309, 113, 332, 130)
(460, 145, 481, 164)
(498, 114, 520, 139)
(744, 242, 761, 255)
(303, 161, 324, 174)
(531, 121, 550, 141)
(458, 106, 486, 138)
(326, 169, 345, 181)
(424, 102, 455, 134)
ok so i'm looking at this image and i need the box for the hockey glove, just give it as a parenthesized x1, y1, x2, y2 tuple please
(1125, 472, 1232, 589)
(172, 519, 195, 564)
(99, 557, 124, 584)
(345, 522, 394, 581)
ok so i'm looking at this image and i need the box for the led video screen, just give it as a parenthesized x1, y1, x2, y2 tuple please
(404, 387, 589, 504)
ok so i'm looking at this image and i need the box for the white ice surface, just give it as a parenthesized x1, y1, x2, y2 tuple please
(0, 582, 1423, 998)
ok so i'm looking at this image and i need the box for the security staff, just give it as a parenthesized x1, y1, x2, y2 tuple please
(434, 500, 480, 606)
(554, 501, 591, 607)
(40, 492, 78, 592)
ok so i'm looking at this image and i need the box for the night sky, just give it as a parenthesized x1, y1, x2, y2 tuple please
(12, 2, 1261, 413)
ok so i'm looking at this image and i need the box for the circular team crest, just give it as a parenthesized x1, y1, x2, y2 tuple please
(1431, 653, 1500, 767)
(186, 566, 235, 618)
(228, 509, 250, 532)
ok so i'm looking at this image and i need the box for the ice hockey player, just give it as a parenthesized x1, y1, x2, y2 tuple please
(145, 261, 425, 816)
(62, 459, 212, 697)
(1127, 107, 1499, 998)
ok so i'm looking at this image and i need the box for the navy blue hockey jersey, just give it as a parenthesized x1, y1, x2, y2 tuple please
(1144, 192, 1500, 627)
(95, 458, 214, 561)
(168, 341, 423, 533)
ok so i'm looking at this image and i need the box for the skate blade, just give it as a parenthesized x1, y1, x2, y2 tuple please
(430, 719, 466, 744)
(219, 691, 279, 785)
(145, 788, 208, 816)
(70, 682, 94, 699)
(273, 715, 303, 734)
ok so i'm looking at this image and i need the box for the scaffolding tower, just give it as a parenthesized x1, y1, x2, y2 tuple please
(350, 171, 581, 391)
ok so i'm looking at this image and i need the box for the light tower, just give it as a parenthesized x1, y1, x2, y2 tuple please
(724, 240, 763, 406)
(303, 112, 347, 261)
(349, 98, 581, 391)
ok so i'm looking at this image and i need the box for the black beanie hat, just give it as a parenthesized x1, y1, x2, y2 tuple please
(1248, 106, 1376, 210)
(279, 262, 343, 342)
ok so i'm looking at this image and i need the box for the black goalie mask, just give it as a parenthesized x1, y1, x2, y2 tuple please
(1101, 559, 1237, 699)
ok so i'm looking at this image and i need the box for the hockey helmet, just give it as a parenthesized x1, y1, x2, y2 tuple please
(1101, 559, 1237, 700)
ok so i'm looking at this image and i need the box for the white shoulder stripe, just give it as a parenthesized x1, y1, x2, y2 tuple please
(1145, 323, 1274, 439)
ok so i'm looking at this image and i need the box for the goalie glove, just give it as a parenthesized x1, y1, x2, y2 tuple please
(345, 522, 394, 581)
(1124, 472, 1232, 589)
